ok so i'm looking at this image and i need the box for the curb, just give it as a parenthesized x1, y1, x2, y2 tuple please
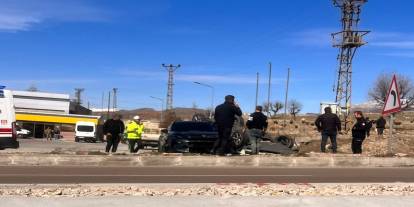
(1, 155, 414, 167)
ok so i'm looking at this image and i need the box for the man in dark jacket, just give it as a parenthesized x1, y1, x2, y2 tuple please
(213, 95, 242, 155)
(246, 106, 268, 154)
(103, 114, 125, 154)
(315, 107, 341, 153)
(352, 111, 369, 154)
(376, 116, 386, 137)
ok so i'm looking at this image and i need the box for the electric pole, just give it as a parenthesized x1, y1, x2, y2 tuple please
(332, 0, 369, 130)
(107, 91, 111, 120)
(267, 62, 272, 117)
(162, 64, 181, 110)
(284, 68, 291, 126)
(255, 72, 259, 108)
(112, 88, 118, 112)
(74, 88, 85, 105)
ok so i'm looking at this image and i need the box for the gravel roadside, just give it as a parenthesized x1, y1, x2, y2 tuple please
(1, 183, 414, 197)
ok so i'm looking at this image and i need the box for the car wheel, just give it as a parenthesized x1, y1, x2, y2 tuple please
(232, 131, 247, 151)
(75, 137, 80, 142)
(17, 134, 23, 139)
(276, 135, 295, 148)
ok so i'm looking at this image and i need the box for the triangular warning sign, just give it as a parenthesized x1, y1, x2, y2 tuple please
(382, 75, 402, 115)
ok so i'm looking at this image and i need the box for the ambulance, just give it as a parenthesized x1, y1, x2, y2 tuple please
(0, 86, 19, 149)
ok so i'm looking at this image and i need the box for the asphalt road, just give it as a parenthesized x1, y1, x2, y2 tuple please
(0, 166, 413, 183)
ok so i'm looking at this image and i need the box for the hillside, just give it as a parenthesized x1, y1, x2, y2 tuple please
(93, 107, 209, 121)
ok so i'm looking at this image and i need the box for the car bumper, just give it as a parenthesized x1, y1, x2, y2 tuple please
(172, 139, 216, 153)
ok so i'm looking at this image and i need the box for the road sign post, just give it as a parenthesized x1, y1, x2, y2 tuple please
(382, 75, 402, 155)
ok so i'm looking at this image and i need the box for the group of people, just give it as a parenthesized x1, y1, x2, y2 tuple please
(315, 107, 387, 154)
(103, 114, 145, 154)
(44, 126, 61, 141)
(212, 95, 268, 156)
(103, 95, 386, 156)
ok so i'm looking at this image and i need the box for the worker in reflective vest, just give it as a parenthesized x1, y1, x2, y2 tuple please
(126, 116, 144, 153)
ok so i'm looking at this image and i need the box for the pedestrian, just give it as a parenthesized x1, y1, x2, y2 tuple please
(53, 126, 61, 140)
(351, 111, 369, 154)
(126, 116, 144, 153)
(376, 116, 386, 138)
(103, 114, 125, 154)
(315, 107, 341, 153)
(44, 127, 52, 141)
(212, 95, 242, 156)
(246, 106, 268, 155)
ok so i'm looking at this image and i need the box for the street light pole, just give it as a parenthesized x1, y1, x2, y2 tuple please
(150, 96, 165, 122)
(194, 82, 215, 119)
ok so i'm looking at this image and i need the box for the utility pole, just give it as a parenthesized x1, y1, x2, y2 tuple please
(267, 62, 272, 117)
(101, 92, 104, 113)
(112, 88, 118, 112)
(74, 88, 85, 105)
(107, 91, 111, 120)
(162, 64, 181, 110)
(255, 72, 259, 108)
(332, 0, 369, 130)
(284, 68, 291, 126)
(150, 96, 165, 123)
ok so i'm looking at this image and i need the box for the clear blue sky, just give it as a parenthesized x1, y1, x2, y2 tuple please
(1, 0, 414, 113)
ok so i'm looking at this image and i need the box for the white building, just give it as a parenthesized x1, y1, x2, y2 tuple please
(12, 91, 70, 114)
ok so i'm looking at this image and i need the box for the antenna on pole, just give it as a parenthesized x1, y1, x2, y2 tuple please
(162, 64, 181, 110)
(332, 0, 370, 130)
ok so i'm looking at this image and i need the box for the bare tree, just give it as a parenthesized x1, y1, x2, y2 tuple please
(262, 101, 284, 116)
(288, 99, 303, 119)
(271, 101, 284, 115)
(368, 73, 414, 108)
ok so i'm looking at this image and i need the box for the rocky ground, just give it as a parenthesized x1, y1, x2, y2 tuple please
(268, 113, 414, 157)
(1, 184, 414, 197)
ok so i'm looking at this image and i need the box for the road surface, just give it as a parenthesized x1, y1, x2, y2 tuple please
(0, 166, 413, 183)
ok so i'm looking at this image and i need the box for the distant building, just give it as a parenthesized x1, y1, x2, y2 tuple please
(11, 90, 100, 139)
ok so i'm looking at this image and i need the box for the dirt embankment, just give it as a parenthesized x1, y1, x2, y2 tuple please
(267, 113, 414, 156)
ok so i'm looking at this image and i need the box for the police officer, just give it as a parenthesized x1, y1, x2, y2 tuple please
(246, 106, 268, 155)
(315, 107, 341, 153)
(213, 95, 242, 155)
(126, 116, 145, 153)
(351, 111, 369, 154)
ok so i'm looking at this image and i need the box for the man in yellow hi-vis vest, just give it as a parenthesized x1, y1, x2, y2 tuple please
(126, 116, 144, 153)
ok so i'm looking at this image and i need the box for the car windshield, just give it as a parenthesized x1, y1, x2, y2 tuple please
(171, 122, 216, 132)
(77, 125, 94, 132)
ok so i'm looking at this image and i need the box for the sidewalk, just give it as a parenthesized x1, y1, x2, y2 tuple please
(1, 153, 414, 167)
(2, 196, 414, 207)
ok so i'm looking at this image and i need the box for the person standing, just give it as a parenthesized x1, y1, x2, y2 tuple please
(351, 111, 369, 154)
(213, 95, 242, 156)
(126, 116, 145, 153)
(376, 116, 387, 138)
(103, 114, 125, 154)
(246, 106, 268, 155)
(315, 107, 341, 153)
(44, 127, 52, 141)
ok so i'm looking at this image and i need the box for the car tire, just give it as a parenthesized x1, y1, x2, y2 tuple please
(276, 135, 295, 148)
(232, 131, 247, 151)
(75, 137, 80, 142)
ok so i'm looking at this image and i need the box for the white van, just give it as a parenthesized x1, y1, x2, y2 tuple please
(0, 87, 19, 149)
(75, 121, 97, 142)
